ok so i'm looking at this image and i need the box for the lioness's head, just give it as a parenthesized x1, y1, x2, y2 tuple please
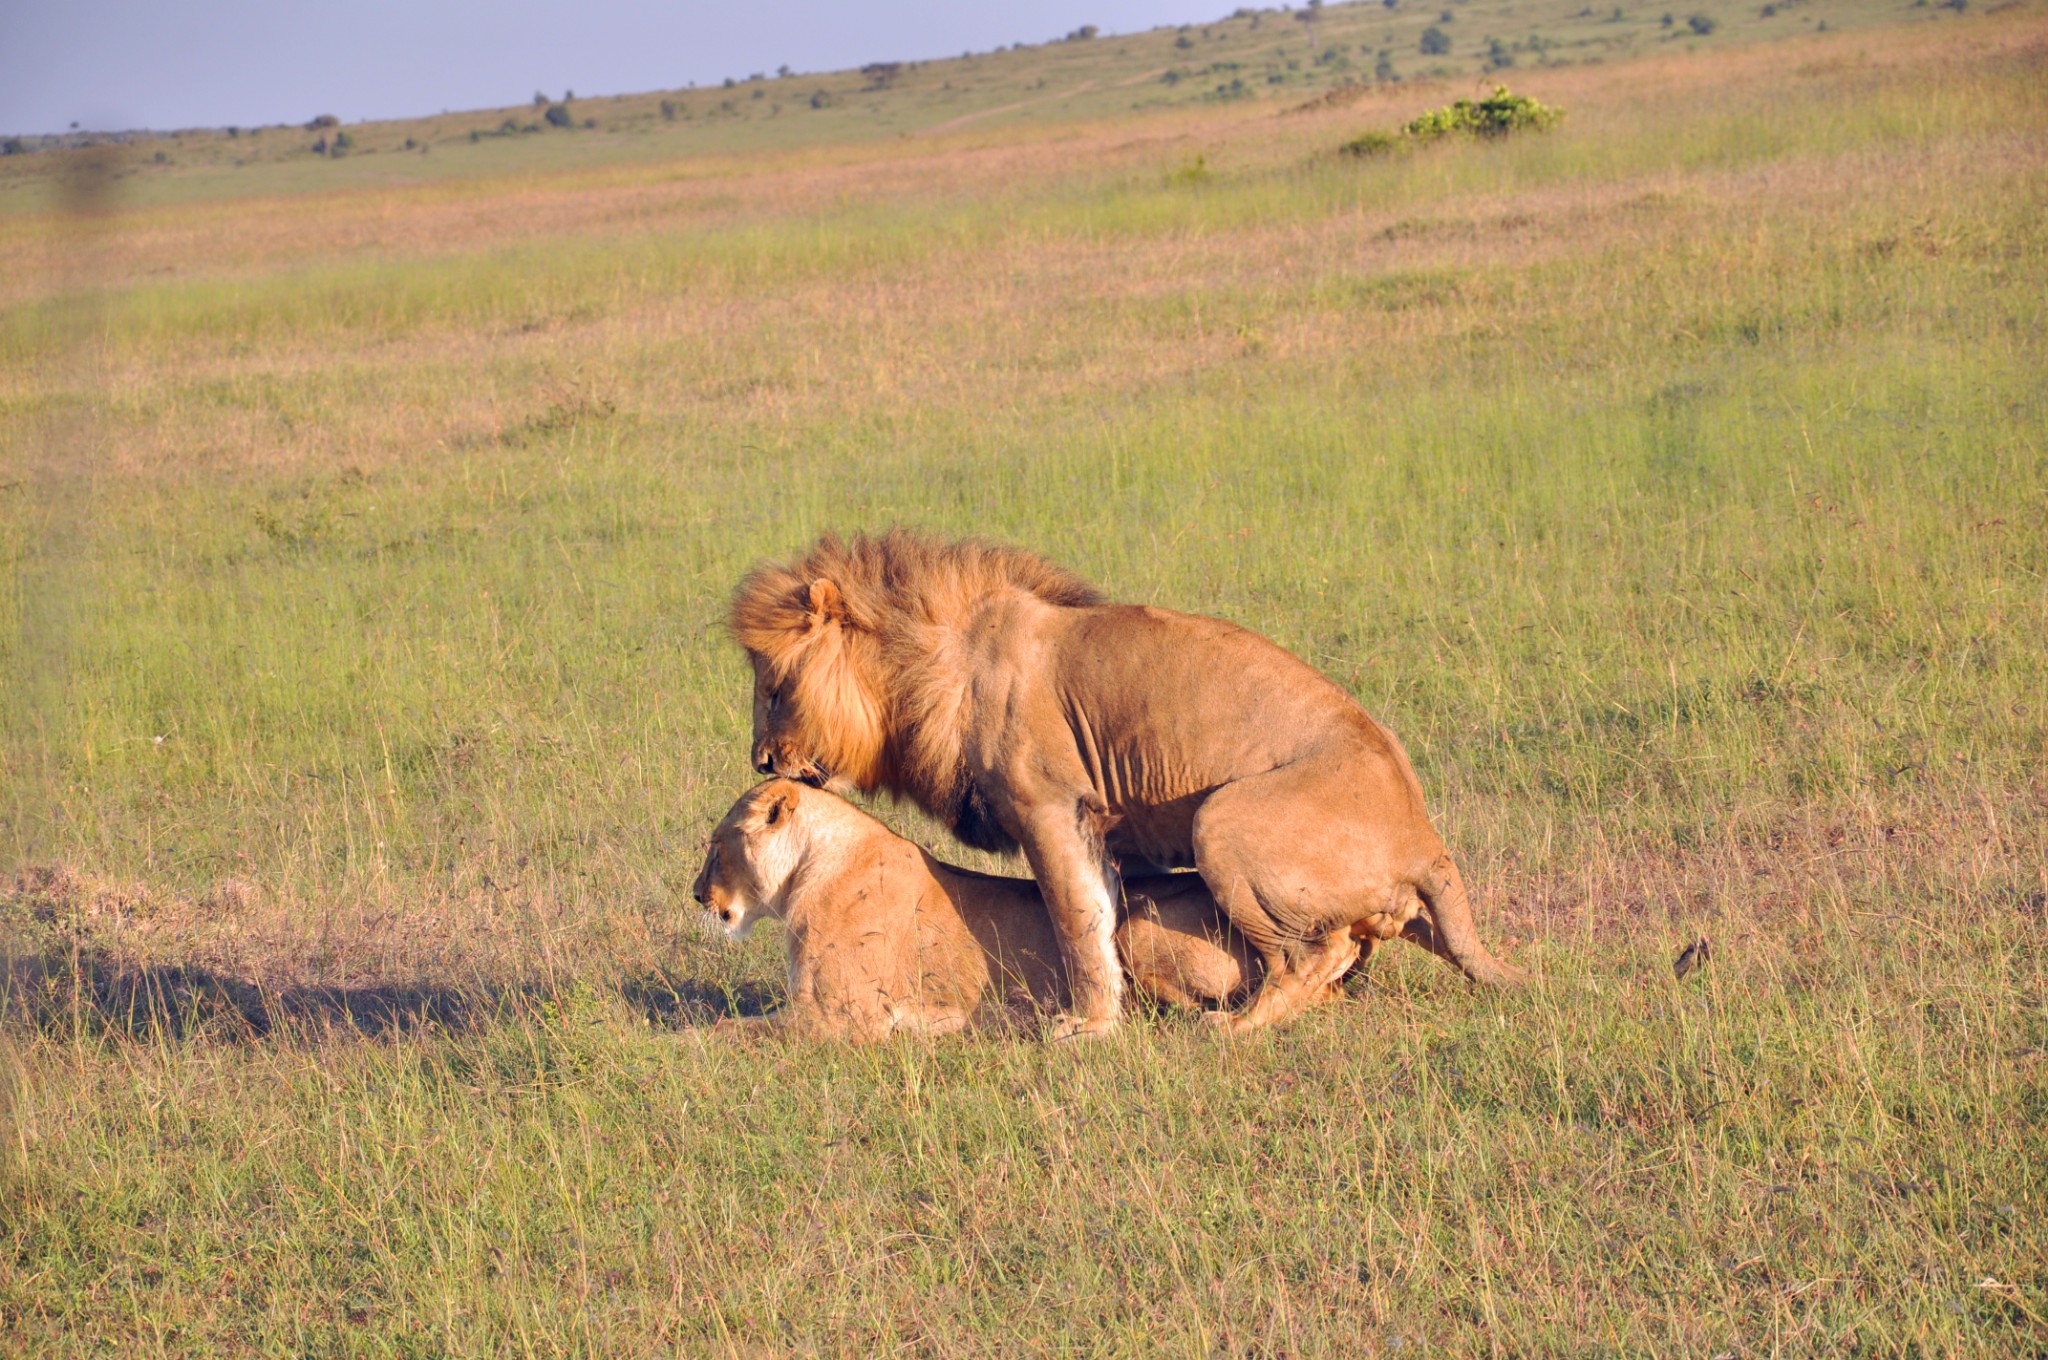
(691, 780, 811, 937)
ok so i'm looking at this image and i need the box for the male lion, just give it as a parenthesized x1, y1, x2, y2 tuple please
(690, 779, 1260, 1040)
(730, 529, 1526, 1037)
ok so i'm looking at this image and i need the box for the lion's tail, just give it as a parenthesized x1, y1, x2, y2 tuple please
(1415, 853, 1530, 988)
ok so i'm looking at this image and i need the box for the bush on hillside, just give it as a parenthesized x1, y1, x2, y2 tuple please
(1341, 86, 1561, 161)
(544, 102, 573, 128)
(1339, 129, 1400, 158)
(1420, 26, 1452, 54)
(1405, 85, 1560, 140)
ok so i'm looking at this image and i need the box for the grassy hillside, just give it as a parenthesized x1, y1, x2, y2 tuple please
(0, 0, 1979, 210)
(3, 3, 2045, 1354)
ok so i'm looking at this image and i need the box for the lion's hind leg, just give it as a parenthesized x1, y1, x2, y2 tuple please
(1190, 772, 1382, 1033)
(1198, 927, 1357, 1033)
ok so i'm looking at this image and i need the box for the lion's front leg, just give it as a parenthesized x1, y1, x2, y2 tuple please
(1016, 803, 1125, 1039)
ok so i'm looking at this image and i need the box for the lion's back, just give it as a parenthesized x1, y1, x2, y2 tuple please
(972, 599, 1414, 819)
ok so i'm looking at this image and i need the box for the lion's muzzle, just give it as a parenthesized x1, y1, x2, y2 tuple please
(754, 742, 828, 787)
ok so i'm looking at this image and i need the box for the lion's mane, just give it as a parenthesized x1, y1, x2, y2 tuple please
(730, 529, 1103, 850)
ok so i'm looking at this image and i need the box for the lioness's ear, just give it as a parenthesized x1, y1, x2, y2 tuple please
(764, 786, 798, 827)
(805, 578, 846, 628)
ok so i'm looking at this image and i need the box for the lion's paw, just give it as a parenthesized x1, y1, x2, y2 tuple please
(1048, 1013, 1120, 1042)
(1198, 1008, 1261, 1036)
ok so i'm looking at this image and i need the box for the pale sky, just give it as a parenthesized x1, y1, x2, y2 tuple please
(1, 1, 1240, 136)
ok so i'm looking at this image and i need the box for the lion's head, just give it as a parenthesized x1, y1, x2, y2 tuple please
(728, 530, 1102, 821)
(731, 573, 888, 793)
(690, 780, 807, 937)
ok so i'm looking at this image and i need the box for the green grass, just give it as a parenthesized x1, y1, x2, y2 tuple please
(3, 6, 2046, 1354)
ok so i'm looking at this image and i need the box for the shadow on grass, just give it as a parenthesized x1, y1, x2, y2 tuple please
(1, 947, 781, 1044)
(619, 973, 782, 1031)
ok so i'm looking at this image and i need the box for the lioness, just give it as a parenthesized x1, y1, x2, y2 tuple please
(731, 529, 1527, 1038)
(690, 779, 1262, 1039)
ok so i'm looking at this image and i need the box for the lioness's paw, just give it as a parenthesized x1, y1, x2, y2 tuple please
(1049, 1013, 1120, 1042)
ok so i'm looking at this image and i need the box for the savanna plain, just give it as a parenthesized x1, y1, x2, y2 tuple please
(2, 3, 2045, 1354)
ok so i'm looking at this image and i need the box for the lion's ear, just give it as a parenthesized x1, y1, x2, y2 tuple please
(805, 578, 846, 628)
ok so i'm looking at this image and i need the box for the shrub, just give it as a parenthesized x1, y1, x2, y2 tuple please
(1376, 49, 1398, 80)
(660, 99, 679, 120)
(544, 102, 573, 128)
(1, 137, 26, 156)
(1687, 12, 1718, 33)
(810, 90, 833, 109)
(306, 114, 339, 130)
(330, 131, 354, 156)
(1067, 24, 1099, 40)
(1420, 25, 1452, 54)
(1340, 129, 1400, 157)
(1404, 85, 1560, 139)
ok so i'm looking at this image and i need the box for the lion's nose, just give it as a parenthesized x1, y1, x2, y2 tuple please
(752, 747, 775, 775)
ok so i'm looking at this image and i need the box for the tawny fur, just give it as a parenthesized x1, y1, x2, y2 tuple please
(689, 780, 1260, 1042)
(730, 528, 1527, 1037)
(731, 529, 1101, 842)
